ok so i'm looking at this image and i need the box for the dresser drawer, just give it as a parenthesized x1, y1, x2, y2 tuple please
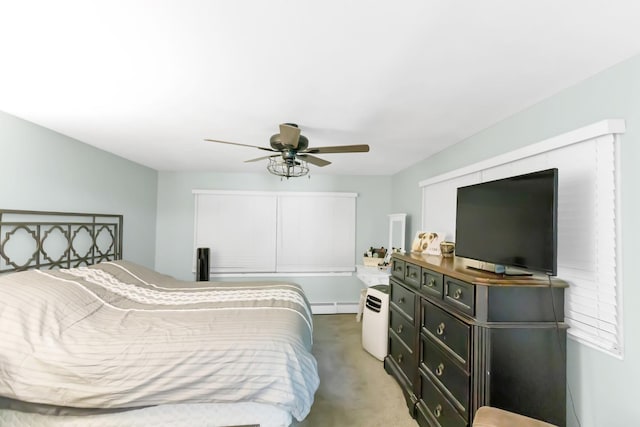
(391, 280, 416, 321)
(404, 262, 421, 289)
(391, 259, 405, 280)
(423, 301, 470, 366)
(444, 276, 475, 315)
(421, 336, 470, 412)
(390, 307, 416, 348)
(419, 371, 467, 427)
(389, 334, 415, 386)
(421, 269, 444, 299)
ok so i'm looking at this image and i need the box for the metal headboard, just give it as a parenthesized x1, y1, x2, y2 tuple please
(0, 209, 123, 273)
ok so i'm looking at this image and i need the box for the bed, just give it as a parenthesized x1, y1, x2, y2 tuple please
(0, 210, 319, 426)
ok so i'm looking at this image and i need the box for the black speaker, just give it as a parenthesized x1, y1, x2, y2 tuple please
(196, 247, 210, 281)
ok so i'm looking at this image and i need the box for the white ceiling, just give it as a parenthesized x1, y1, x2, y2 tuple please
(2, 1, 640, 176)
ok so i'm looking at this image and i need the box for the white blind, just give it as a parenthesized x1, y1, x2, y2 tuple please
(193, 190, 357, 274)
(277, 194, 356, 272)
(419, 121, 623, 358)
(559, 138, 619, 355)
(194, 193, 277, 272)
(422, 172, 480, 240)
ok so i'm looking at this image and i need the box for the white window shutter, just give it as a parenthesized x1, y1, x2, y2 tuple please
(194, 193, 277, 273)
(193, 191, 357, 275)
(422, 172, 479, 240)
(560, 137, 620, 355)
(420, 122, 623, 358)
(276, 194, 356, 272)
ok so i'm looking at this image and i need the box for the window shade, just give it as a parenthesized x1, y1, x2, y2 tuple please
(419, 121, 623, 358)
(193, 190, 357, 274)
(194, 192, 277, 273)
(422, 172, 479, 239)
(277, 194, 355, 272)
(559, 137, 620, 355)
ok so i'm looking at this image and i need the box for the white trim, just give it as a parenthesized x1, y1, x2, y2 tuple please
(206, 271, 354, 278)
(615, 135, 624, 359)
(418, 119, 626, 188)
(310, 302, 360, 314)
(193, 189, 358, 198)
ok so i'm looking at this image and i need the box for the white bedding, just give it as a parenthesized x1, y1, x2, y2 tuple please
(0, 402, 291, 427)
(0, 261, 319, 423)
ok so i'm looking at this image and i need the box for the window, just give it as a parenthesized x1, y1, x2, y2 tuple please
(419, 120, 625, 358)
(193, 190, 357, 275)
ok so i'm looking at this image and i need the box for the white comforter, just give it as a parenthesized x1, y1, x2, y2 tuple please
(0, 261, 319, 421)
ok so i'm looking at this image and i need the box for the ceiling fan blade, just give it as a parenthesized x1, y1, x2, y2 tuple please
(303, 144, 370, 154)
(279, 124, 301, 148)
(244, 154, 280, 163)
(204, 139, 275, 152)
(298, 154, 331, 167)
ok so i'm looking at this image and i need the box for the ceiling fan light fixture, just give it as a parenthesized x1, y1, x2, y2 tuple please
(267, 157, 309, 179)
(205, 122, 369, 178)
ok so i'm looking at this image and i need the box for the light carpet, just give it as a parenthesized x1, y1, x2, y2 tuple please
(294, 314, 417, 427)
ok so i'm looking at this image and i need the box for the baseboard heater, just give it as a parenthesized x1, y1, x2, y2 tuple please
(310, 302, 359, 314)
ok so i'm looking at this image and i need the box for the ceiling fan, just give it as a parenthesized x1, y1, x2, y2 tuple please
(205, 123, 370, 178)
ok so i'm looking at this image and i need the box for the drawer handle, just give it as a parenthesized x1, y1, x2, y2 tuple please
(434, 404, 442, 418)
(396, 324, 404, 334)
(427, 278, 436, 288)
(396, 353, 403, 363)
(398, 297, 405, 304)
(409, 271, 417, 278)
(436, 322, 446, 336)
(435, 363, 445, 376)
(453, 288, 463, 299)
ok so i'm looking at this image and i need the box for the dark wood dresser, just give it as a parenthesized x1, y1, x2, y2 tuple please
(384, 253, 567, 427)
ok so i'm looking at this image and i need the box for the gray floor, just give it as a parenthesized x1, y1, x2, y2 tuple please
(294, 314, 417, 427)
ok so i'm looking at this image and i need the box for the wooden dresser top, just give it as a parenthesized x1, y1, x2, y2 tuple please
(392, 252, 567, 287)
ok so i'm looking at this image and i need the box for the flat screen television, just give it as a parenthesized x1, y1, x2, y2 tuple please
(454, 168, 558, 276)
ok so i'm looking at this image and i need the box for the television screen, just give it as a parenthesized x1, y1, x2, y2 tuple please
(454, 168, 558, 275)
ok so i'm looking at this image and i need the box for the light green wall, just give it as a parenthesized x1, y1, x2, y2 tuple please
(0, 111, 158, 267)
(155, 171, 391, 303)
(391, 55, 640, 426)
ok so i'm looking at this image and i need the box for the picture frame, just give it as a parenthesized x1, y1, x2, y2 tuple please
(411, 231, 445, 256)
